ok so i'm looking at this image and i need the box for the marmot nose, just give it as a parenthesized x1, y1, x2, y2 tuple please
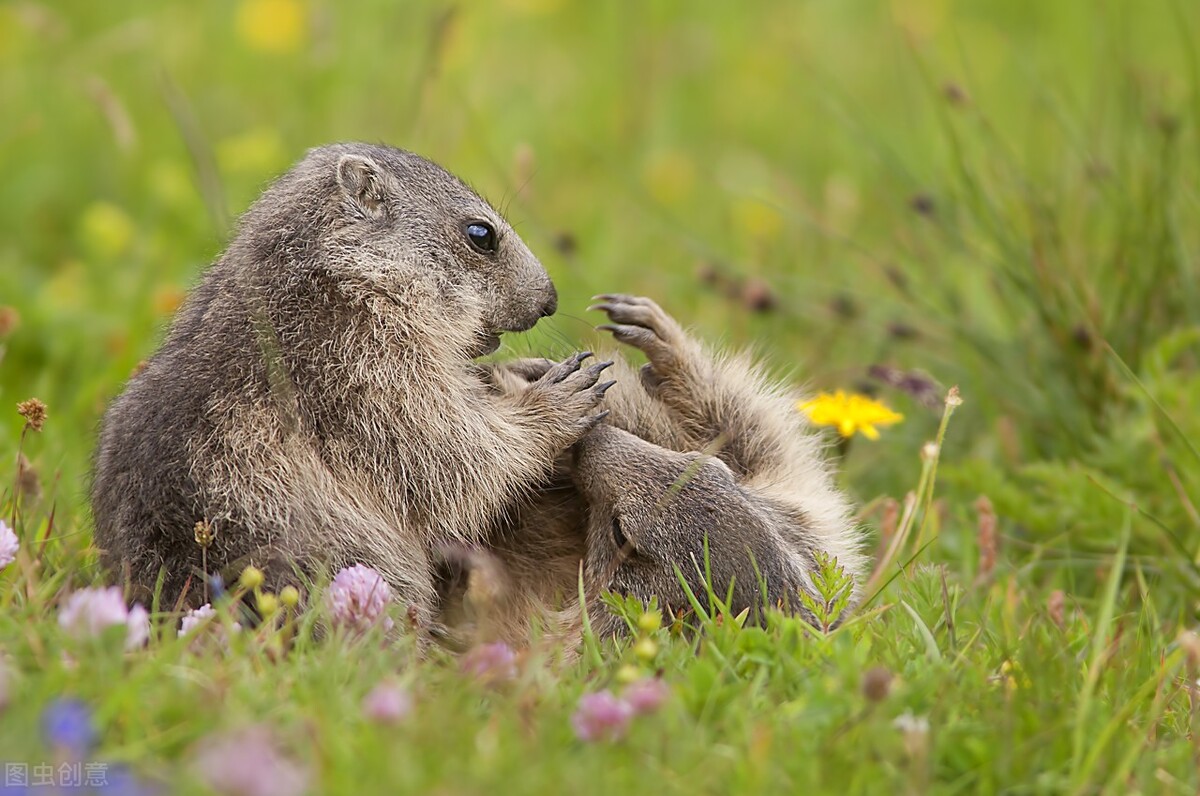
(539, 286, 558, 318)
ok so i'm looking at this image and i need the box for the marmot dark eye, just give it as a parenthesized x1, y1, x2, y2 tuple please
(465, 222, 497, 254)
(612, 516, 630, 551)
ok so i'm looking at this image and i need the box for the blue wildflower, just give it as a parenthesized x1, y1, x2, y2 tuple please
(41, 697, 96, 758)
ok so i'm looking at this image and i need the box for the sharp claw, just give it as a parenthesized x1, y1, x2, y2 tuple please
(595, 324, 618, 333)
(596, 379, 617, 393)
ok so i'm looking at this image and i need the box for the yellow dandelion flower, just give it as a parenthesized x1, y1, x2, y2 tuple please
(235, 0, 306, 55)
(79, 201, 135, 259)
(217, 128, 287, 178)
(798, 390, 903, 440)
(641, 151, 695, 206)
(731, 197, 783, 240)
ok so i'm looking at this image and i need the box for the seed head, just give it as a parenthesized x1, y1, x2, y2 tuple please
(193, 520, 215, 549)
(909, 193, 936, 217)
(741, 278, 777, 313)
(942, 82, 969, 106)
(17, 398, 47, 432)
(861, 665, 893, 702)
(1046, 589, 1066, 629)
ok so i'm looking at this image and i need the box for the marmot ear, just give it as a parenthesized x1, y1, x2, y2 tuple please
(336, 154, 388, 218)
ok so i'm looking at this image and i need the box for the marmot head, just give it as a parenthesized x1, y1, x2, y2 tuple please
(234, 142, 557, 357)
(572, 425, 805, 628)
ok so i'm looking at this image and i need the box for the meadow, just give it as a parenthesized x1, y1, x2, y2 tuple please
(1, 0, 1199, 792)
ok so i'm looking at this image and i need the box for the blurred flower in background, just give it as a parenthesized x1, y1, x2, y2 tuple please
(218, 128, 288, 179)
(192, 725, 309, 796)
(641, 150, 696, 206)
(0, 519, 18, 570)
(41, 698, 97, 758)
(235, 0, 307, 55)
(571, 690, 634, 743)
(362, 680, 413, 725)
(79, 202, 134, 260)
(58, 586, 151, 650)
(326, 564, 394, 634)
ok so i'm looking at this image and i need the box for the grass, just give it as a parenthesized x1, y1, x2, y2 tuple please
(2, 0, 1199, 792)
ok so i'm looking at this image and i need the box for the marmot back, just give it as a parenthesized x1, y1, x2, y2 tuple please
(92, 142, 613, 621)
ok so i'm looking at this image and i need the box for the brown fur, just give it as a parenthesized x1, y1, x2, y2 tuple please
(443, 295, 867, 644)
(91, 142, 613, 624)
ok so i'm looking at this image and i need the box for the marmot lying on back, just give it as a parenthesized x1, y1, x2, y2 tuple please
(92, 142, 613, 623)
(440, 295, 867, 643)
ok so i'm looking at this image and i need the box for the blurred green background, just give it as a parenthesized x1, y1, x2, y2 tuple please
(1, 0, 1197, 598)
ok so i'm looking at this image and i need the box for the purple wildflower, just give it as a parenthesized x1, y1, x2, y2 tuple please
(179, 604, 241, 652)
(191, 725, 309, 796)
(326, 564, 394, 634)
(58, 586, 149, 650)
(126, 603, 151, 649)
(362, 680, 413, 724)
(180, 604, 218, 636)
(0, 519, 18, 570)
(623, 677, 670, 715)
(571, 690, 634, 742)
(460, 641, 518, 684)
(41, 698, 96, 758)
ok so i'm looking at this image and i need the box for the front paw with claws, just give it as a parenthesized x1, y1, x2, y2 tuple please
(522, 351, 616, 445)
(589, 294, 690, 395)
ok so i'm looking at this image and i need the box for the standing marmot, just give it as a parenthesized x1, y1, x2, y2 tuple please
(92, 142, 614, 621)
(441, 295, 866, 643)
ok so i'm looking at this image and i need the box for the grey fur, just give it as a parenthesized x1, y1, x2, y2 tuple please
(445, 295, 867, 643)
(91, 142, 614, 621)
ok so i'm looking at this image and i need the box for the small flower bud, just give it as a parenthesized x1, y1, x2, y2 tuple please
(279, 586, 300, 609)
(0, 306, 19, 337)
(239, 566, 264, 591)
(637, 611, 662, 635)
(615, 664, 641, 685)
(861, 666, 893, 703)
(256, 592, 279, 618)
(633, 637, 658, 663)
